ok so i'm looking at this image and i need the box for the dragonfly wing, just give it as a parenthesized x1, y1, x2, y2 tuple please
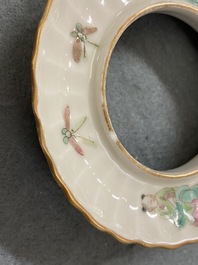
(83, 27, 97, 35)
(73, 38, 82, 63)
(65, 105, 70, 130)
(70, 137, 84, 156)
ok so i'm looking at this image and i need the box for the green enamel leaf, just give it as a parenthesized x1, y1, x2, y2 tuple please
(63, 136, 69, 144)
(62, 128, 67, 135)
(76, 23, 83, 32)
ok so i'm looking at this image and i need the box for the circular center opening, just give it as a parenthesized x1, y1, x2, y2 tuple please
(106, 13, 198, 171)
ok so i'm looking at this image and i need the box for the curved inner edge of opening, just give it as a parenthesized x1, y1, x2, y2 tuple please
(105, 4, 198, 178)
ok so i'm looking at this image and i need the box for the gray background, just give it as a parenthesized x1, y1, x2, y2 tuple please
(0, 1, 198, 264)
(106, 13, 198, 171)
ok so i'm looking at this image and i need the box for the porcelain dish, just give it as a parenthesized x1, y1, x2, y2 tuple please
(32, 0, 198, 248)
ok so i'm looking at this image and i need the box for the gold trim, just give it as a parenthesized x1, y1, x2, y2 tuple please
(102, 2, 198, 179)
(32, 0, 198, 248)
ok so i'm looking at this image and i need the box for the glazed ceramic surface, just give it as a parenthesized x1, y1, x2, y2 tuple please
(32, 0, 198, 248)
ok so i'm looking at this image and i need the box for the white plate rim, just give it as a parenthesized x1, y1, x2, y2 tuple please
(32, 0, 198, 248)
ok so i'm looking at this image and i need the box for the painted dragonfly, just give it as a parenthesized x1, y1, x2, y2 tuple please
(71, 23, 99, 63)
(61, 106, 94, 156)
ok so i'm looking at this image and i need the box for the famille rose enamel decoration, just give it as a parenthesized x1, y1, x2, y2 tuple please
(61, 105, 94, 156)
(71, 23, 99, 63)
(32, 0, 198, 248)
(141, 184, 198, 228)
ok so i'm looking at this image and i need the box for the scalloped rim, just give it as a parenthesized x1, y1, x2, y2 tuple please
(32, 0, 198, 249)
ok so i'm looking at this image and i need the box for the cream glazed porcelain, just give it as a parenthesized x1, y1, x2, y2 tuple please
(32, 0, 198, 248)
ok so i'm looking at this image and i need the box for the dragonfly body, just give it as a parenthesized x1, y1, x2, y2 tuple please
(64, 129, 73, 140)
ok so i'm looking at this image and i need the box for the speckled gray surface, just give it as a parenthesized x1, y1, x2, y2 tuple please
(106, 14, 198, 171)
(0, 1, 198, 265)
